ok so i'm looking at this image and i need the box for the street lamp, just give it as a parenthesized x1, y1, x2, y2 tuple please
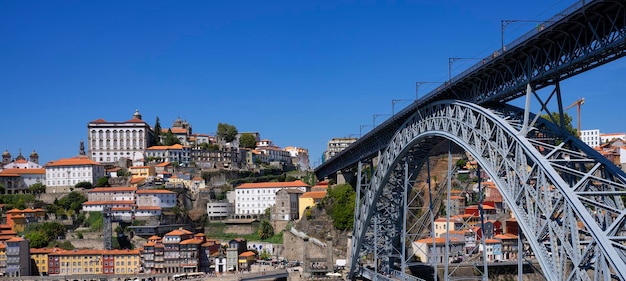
(416, 81, 444, 101)
(448, 57, 482, 84)
(501, 19, 552, 52)
(373, 114, 390, 128)
(392, 99, 412, 116)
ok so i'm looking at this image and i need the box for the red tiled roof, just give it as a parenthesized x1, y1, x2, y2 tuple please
(90, 118, 107, 123)
(180, 239, 202, 245)
(89, 187, 137, 193)
(236, 180, 310, 189)
(146, 144, 188, 150)
(125, 118, 146, 123)
(136, 206, 161, 211)
(156, 162, 171, 167)
(0, 168, 45, 175)
(136, 189, 175, 194)
(82, 200, 135, 205)
(45, 156, 100, 167)
(239, 251, 255, 257)
(300, 191, 326, 199)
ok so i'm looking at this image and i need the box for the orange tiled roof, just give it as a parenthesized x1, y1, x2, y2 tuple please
(236, 180, 310, 189)
(300, 191, 326, 199)
(136, 189, 175, 194)
(0, 168, 45, 175)
(89, 187, 137, 193)
(146, 144, 188, 150)
(164, 229, 193, 236)
(82, 200, 135, 205)
(239, 251, 255, 257)
(30, 247, 59, 254)
(6, 237, 25, 243)
(136, 206, 161, 211)
(494, 233, 518, 240)
(90, 118, 107, 123)
(45, 156, 100, 167)
(485, 239, 501, 244)
(180, 239, 202, 245)
(156, 162, 171, 167)
(130, 177, 146, 184)
(125, 118, 146, 123)
(148, 235, 161, 240)
(414, 237, 463, 245)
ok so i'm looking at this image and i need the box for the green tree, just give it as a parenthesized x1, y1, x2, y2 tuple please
(327, 183, 355, 230)
(153, 116, 163, 146)
(74, 181, 93, 189)
(57, 191, 87, 213)
(28, 183, 46, 194)
(540, 112, 577, 136)
(95, 177, 109, 187)
(258, 220, 274, 240)
(163, 129, 181, 146)
(217, 123, 238, 143)
(25, 231, 48, 248)
(239, 133, 257, 149)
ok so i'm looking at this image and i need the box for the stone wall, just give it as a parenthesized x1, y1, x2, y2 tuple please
(282, 230, 328, 262)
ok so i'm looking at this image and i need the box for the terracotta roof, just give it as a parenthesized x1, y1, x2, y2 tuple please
(494, 233, 519, 240)
(164, 229, 193, 236)
(236, 180, 310, 189)
(485, 239, 501, 244)
(45, 156, 100, 167)
(130, 177, 146, 184)
(0, 168, 45, 175)
(90, 118, 107, 123)
(414, 237, 464, 245)
(156, 162, 171, 167)
(82, 200, 135, 205)
(239, 251, 255, 257)
(146, 144, 188, 150)
(300, 191, 326, 199)
(148, 235, 161, 240)
(136, 189, 176, 194)
(112, 207, 133, 211)
(125, 118, 146, 123)
(180, 239, 202, 245)
(89, 187, 137, 193)
(136, 206, 162, 211)
(192, 177, 203, 181)
(6, 237, 25, 243)
(30, 247, 60, 254)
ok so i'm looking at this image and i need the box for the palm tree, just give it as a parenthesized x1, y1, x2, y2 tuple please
(258, 221, 274, 240)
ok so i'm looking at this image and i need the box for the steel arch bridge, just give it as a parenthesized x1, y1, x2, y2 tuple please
(314, 0, 626, 280)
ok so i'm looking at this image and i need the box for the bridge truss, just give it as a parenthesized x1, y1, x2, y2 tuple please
(349, 97, 626, 281)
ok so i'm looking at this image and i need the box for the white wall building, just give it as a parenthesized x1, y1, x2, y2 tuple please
(82, 200, 135, 212)
(45, 156, 105, 193)
(234, 180, 310, 215)
(601, 132, 626, 144)
(87, 187, 137, 202)
(136, 189, 177, 209)
(206, 201, 234, 221)
(145, 144, 191, 167)
(580, 129, 601, 147)
(88, 109, 154, 164)
(324, 137, 357, 162)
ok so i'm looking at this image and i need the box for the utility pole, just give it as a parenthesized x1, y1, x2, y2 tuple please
(566, 97, 585, 136)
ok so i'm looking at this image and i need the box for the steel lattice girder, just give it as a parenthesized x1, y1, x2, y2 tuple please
(348, 100, 626, 281)
(315, 0, 626, 181)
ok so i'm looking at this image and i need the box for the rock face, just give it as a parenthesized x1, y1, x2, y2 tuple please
(294, 203, 349, 260)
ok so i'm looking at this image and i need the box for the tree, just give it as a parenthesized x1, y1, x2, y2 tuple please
(28, 183, 46, 194)
(95, 177, 109, 187)
(327, 183, 355, 230)
(239, 133, 257, 149)
(153, 116, 163, 146)
(74, 181, 93, 189)
(57, 191, 87, 213)
(25, 231, 48, 248)
(540, 112, 577, 136)
(258, 220, 274, 240)
(217, 123, 238, 143)
(163, 128, 181, 146)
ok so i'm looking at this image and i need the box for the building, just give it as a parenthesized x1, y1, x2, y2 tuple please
(227, 238, 247, 272)
(272, 188, 303, 221)
(206, 201, 234, 221)
(580, 129, 601, 147)
(234, 180, 310, 216)
(46, 249, 140, 276)
(284, 146, 310, 171)
(45, 155, 104, 193)
(145, 144, 191, 167)
(412, 237, 464, 264)
(87, 109, 154, 164)
(324, 137, 357, 162)
(1, 150, 41, 170)
(256, 140, 293, 165)
(600, 132, 626, 144)
(87, 187, 137, 202)
(30, 248, 60, 276)
(160, 117, 193, 146)
(129, 166, 156, 179)
(298, 191, 327, 219)
(136, 189, 177, 209)
(5, 237, 29, 277)
(162, 228, 194, 274)
(0, 168, 45, 194)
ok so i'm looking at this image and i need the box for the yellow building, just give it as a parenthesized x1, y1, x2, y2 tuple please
(111, 249, 141, 275)
(30, 248, 59, 276)
(298, 191, 327, 219)
(0, 242, 6, 274)
(52, 249, 103, 275)
(129, 166, 155, 178)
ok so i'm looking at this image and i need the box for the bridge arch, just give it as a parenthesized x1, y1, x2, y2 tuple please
(350, 100, 626, 281)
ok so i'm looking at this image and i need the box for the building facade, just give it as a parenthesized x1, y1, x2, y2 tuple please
(145, 144, 191, 167)
(87, 109, 154, 164)
(234, 181, 310, 215)
(324, 137, 357, 162)
(272, 188, 303, 221)
(580, 129, 601, 147)
(45, 156, 104, 193)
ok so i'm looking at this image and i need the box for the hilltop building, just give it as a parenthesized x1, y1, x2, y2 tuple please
(44, 155, 104, 193)
(234, 180, 310, 216)
(87, 109, 154, 165)
(323, 137, 357, 162)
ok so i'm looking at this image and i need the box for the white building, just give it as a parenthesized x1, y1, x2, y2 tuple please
(135, 206, 162, 219)
(206, 201, 234, 221)
(82, 200, 135, 212)
(136, 189, 177, 209)
(45, 156, 105, 193)
(87, 109, 154, 164)
(234, 180, 310, 215)
(412, 237, 465, 264)
(0, 168, 46, 194)
(87, 187, 137, 201)
(1, 149, 41, 170)
(580, 129, 601, 147)
(256, 140, 292, 164)
(601, 132, 626, 144)
(145, 144, 191, 167)
(284, 146, 310, 171)
(324, 137, 357, 161)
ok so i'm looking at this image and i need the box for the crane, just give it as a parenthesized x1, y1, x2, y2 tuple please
(565, 97, 585, 136)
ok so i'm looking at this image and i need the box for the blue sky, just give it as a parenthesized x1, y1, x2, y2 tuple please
(1, 0, 624, 167)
